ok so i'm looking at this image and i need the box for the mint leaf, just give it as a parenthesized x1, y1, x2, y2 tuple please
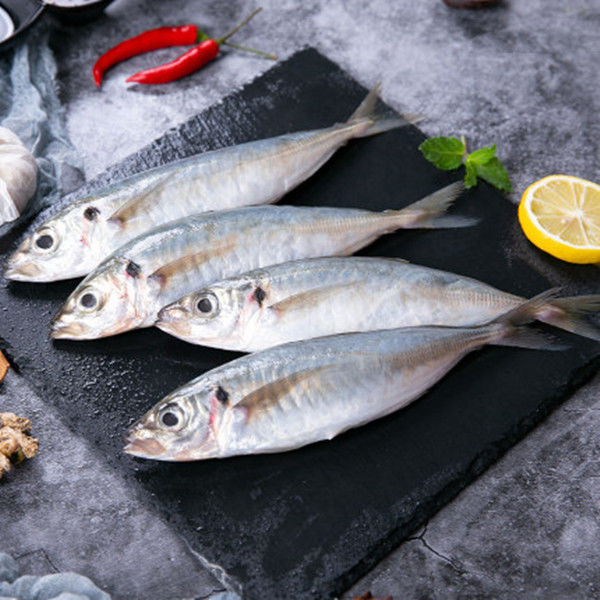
(419, 137, 465, 170)
(467, 144, 496, 165)
(419, 135, 512, 193)
(464, 160, 478, 189)
(474, 157, 513, 193)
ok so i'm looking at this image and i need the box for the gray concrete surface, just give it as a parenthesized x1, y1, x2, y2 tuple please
(56, 0, 599, 200)
(0, 370, 225, 599)
(1, 0, 599, 598)
(345, 371, 600, 600)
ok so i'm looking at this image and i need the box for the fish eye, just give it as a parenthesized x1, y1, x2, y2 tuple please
(79, 292, 98, 310)
(35, 233, 55, 251)
(195, 293, 218, 316)
(158, 403, 186, 430)
(198, 298, 212, 313)
(161, 411, 178, 427)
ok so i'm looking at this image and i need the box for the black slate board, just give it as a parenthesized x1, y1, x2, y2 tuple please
(1, 49, 599, 600)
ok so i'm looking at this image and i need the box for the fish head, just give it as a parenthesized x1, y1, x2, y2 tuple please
(124, 384, 222, 461)
(4, 199, 110, 282)
(156, 279, 254, 347)
(50, 257, 147, 340)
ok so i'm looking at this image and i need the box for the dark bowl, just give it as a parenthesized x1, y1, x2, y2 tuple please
(0, 0, 115, 51)
(44, 0, 115, 24)
(0, 0, 44, 52)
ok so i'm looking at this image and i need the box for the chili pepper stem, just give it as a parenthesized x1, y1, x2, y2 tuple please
(217, 7, 263, 44)
(223, 41, 276, 60)
(124, 8, 274, 86)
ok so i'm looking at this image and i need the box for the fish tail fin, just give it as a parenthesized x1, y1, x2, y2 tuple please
(347, 83, 419, 138)
(491, 326, 566, 351)
(390, 181, 476, 229)
(535, 294, 600, 341)
(488, 289, 568, 351)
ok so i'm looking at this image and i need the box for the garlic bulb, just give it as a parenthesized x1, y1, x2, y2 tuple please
(0, 126, 37, 226)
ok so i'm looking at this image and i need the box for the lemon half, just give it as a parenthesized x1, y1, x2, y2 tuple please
(518, 175, 600, 264)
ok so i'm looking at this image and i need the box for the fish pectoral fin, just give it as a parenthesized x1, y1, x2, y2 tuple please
(149, 253, 209, 290)
(108, 175, 171, 225)
(236, 365, 333, 422)
(149, 236, 238, 289)
(269, 281, 359, 315)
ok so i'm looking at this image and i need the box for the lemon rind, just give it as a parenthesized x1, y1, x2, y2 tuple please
(518, 175, 600, 264)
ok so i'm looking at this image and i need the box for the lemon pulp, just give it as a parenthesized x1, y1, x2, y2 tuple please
(518, 175, 600, 264)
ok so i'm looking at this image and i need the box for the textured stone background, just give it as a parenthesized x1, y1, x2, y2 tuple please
(2, 0, 599, 598)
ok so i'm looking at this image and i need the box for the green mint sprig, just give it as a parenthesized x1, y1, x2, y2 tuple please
(419, 135, 512, 193)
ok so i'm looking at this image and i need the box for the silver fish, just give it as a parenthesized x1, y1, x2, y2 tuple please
(5, 85, 406, 282)
(124, 296, 561, 461)
(156, 256, 600, 351)
(50, 183, 469, 340)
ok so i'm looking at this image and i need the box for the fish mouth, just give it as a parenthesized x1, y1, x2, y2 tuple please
(124, 431, 167, 459)
(4, 257, 45, 282)
(50, 318, 89, 340)
(155, 305, 191, 336)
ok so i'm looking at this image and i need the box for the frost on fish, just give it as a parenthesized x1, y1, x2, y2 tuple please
(50, 184, 467, 340)
(125, 297, 561, 462)
(5, 84, 410, 282)
(156, 256, 600, 351)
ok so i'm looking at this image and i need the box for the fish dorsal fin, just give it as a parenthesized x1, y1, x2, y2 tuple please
(108, 174, 172, 225)
(149, 235, 238, 289)
(269, 281, 359, 315)
(236, 365, 333, 421)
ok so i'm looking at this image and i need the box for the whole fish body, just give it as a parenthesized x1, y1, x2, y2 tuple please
(156, 256, 600, 351)
(124, 298, 559, 461)
(5, 85, 406, 282)
(50, 183, 468, 340)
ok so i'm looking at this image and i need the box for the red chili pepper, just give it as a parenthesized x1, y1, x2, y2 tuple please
(93, 24, 199, 87)
(126, 39, 220, 85)
(124, 8, 276, 86)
